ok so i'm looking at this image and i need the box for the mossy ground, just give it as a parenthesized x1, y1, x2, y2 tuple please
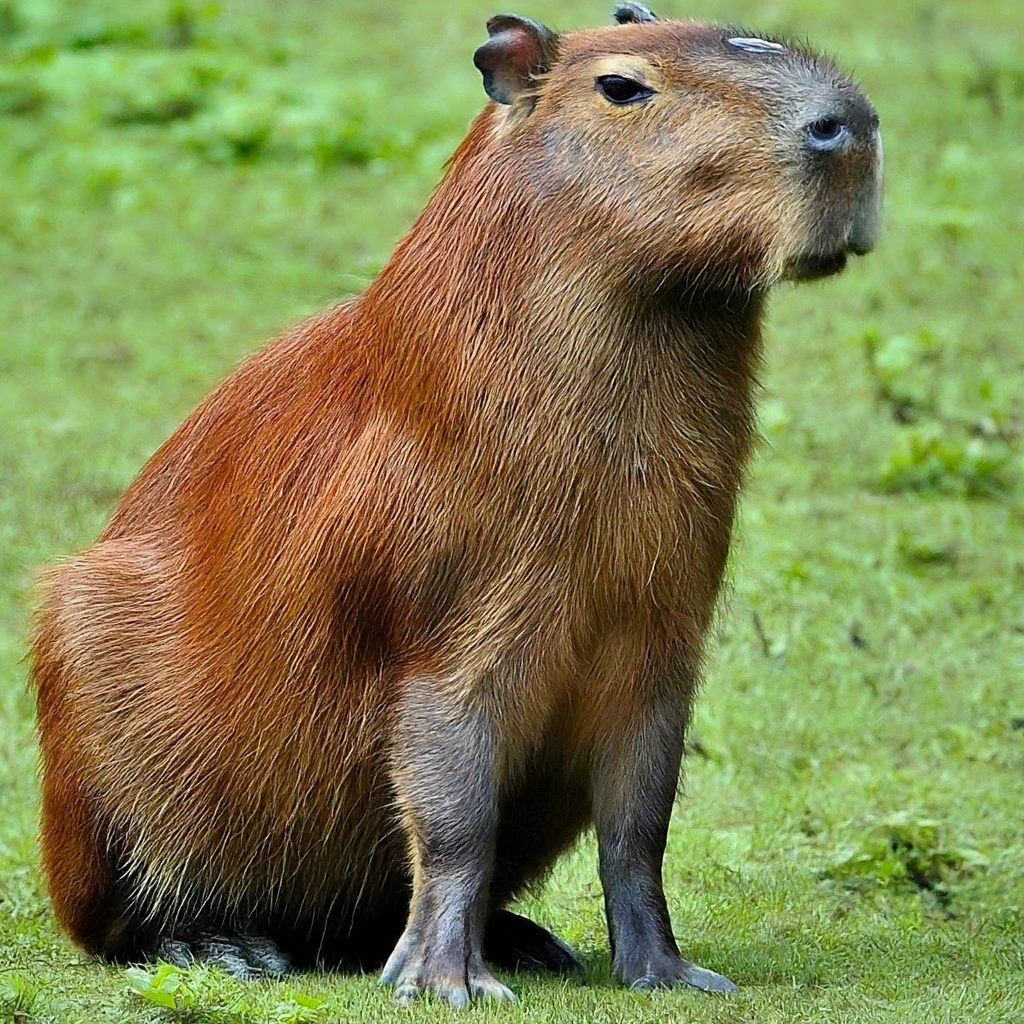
(1, 1, 1022, 1021)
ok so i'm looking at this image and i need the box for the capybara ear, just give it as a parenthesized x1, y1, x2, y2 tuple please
(473, 14, 559, 106)
(612, 3, 659, 24)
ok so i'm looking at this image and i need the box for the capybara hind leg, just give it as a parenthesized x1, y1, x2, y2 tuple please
(37, 733, 124, 956)
(156, 933, 291, 981)
(484, 909, 582, 974)
(380, 680, 515, 1007)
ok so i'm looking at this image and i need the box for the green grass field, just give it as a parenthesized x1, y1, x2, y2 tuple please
(2, 0, 1022, 1021)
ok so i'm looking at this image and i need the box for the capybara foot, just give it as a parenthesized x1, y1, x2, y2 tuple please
(617, 949, 737, 994)
(156, 933, 291, 981)
(381, 943, 515, 1008)
(485, 909, 583, 973)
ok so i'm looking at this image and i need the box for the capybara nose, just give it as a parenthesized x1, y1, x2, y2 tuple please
(849, 134, 884, 254)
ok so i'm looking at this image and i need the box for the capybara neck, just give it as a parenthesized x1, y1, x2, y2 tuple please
(360, 108, 764, 431)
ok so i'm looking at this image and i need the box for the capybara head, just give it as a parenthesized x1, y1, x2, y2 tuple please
(473, 3, 882, 292)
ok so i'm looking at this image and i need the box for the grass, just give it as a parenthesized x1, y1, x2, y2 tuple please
(1, 0, 1022, 1021)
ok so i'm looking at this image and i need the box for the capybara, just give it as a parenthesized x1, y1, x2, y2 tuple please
(32, 3, 881, 1006)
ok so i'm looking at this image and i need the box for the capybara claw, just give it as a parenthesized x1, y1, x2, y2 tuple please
(679, 961, 738, 994)
(624, 954, 737, 994)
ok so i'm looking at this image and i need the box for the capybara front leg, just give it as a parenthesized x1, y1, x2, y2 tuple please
(380, 680, 514, 1008)
(592, 681, 737, 994)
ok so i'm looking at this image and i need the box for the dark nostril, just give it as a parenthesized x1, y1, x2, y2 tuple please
(805, 117, 849, 152)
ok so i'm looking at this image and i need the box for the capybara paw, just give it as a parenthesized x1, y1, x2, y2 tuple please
(485, 909, 583, 974)
(618, 952, 737, 994)
(381, 947, 515, 1007)
(156, 934, 291, 981)
(468, 967, 517, 1003)
(393, 969, 515, 1009)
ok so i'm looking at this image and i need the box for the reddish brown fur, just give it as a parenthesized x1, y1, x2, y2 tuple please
(31, 11, 880, 986)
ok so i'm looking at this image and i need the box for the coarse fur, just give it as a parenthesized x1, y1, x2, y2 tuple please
(32, 8, 881, 1004)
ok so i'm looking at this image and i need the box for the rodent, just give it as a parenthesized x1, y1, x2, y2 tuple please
(31, 3, 881, 1006)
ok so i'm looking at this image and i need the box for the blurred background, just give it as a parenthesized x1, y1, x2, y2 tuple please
(1, 1, 1021, 1021)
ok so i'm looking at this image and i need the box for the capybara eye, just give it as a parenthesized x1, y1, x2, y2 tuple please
(806, 117, 848, 149)
(595, 74, 653, 105)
